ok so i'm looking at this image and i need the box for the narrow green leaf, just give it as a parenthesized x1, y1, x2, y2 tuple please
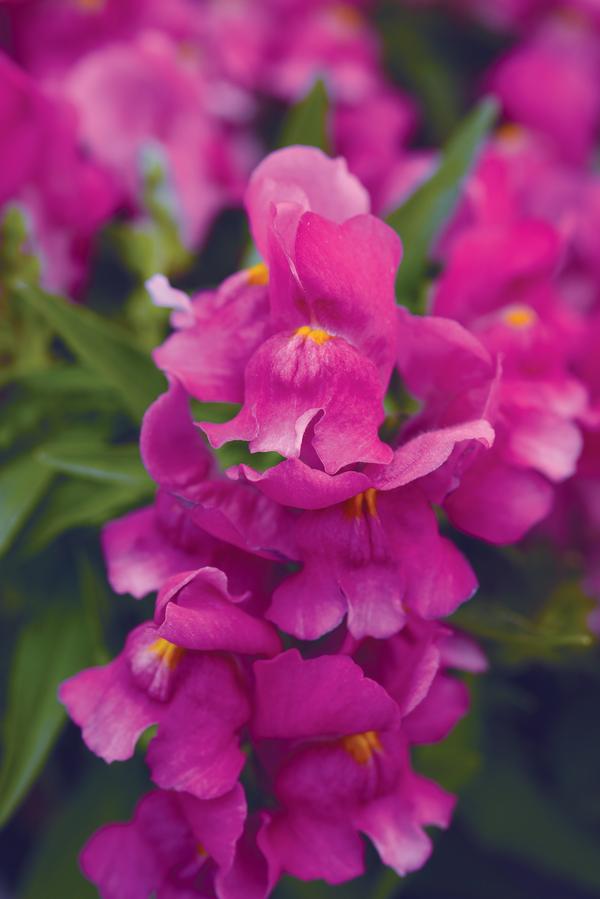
(278, 79, 331, 153)
(18, 761, 148, 899)
(461, 752, 600, 891)
(0, 454, 54, 556)
(12, 281, 165, 420)
(23, 477, 152, 554)
(386, 99, 498, 311)
(0, 604, 94, 826)
(451, 599, 594, 661)
(35, 441, 151, 487)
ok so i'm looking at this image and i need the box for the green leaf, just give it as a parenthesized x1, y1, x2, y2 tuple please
(23, 477, 152, 554)
(18, 761, 148, 899)
(0, 603, 94, 826)
(386, 99, 498, 311)
(278, 79, 331, 153)
(12, 281, 165, 420)
(35, 440, 151, 488)
(0, 454, 54, 556)
(461, 749, 600, 891)
(451, 595, 594, 662)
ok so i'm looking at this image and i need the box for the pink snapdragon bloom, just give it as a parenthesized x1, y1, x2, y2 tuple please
(253, 650, 455, 884)
(487, 13, 600, 163)
(428, 219, 587, 541)
(0, 50, 116, 292)
(61, 567, 279, 799)
(58, 31, 251, 249)
(2, 0, 203, 76)
(193, 147, 400, 473)
(231, 415, 492, 639)
(80, 786, 252, 899)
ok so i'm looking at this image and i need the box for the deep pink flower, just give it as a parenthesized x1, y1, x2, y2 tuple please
(424, 226, 587, 541)
(488, 14, 600, 164)
(80, 786, 249, 899)
(60, 567, 279, 799)
(196, 147, 402, 473)
(0, 50, 116, 292)
(59, 31, 250, 248)
(253, 650, 455, 884)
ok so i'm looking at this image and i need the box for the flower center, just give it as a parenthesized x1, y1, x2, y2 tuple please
(149, 638, 186, 670)
(503, 305, 537, 329)
(342, 731, 382, 764)
(295, 325, 332, 345)
(344, 488, 378, 519)
(246, 263, 269, 286)
(76, 0, 105, 11)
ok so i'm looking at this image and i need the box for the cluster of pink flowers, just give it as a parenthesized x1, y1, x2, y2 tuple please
(0, 0, 414, 293)
(60, 146, 497, 897)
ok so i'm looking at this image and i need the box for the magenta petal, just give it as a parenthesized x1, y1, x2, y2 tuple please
(354, 777, 454, 877)
(188, 479, 297, 561)
(445, 452, 554, 543)
(260, 810, 365, 885)
(80, 817, 160, 899)
(147, 655, 249, 800)
(268, 563, 348, 640)
(202, 331, 392, 473)
(101, 505, 207, 599)
(505, 407, 582, 482)
(253, 649, 399, 740)
(294, 212, 401, 380)
(155, 567, 281, 657)
(152, 273, 270, 404)
(179, 783, 246, 869)
(231, 459, 372, 510)
(366, 420, 495, 492)
(59, 650, 159, 763)
(218, 814, 272, 899)
(141, 379, 213, 490)
(245, 146, 369, 259)
(404, 675, 470, 744)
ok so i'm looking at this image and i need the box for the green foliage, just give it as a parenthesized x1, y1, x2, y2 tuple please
(0, 602, 95, 826)
(12, 281, 165, 420)
(278, 79, 331, 153)
(18, 761, 148, 899)
(35, 438, 151, 488)
(451, 584, 595, 664)
(386, 99, 497, 312)
(0, 454, 54, 557)
(23, 478, 152, 554)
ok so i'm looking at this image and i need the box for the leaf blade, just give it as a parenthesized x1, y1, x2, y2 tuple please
(386, 99, 498, 311)
(0, 604, 94, 826)
(278, 79, 331, 153)
(0, 454, 54, 556)
(13, 282, 165, 421)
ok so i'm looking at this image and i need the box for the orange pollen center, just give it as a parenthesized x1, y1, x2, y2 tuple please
(495, 122, 524, 143)
(196, 842, 208, 858)
(246, 262, 269, 286)
(333, 5, 363, 28)
(344, 488, 378, 519)
(503, 305, 536, 329)
(295, 325, 332, 345)
(149, 638, 185, 670)
(342, 731, 382, 764)
(76, 0, 105, 11)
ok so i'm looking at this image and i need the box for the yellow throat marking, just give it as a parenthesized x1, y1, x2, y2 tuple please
(246, 263, 269, 286)
(342, 731, 382, 765)
(149, 638, 185, 670)
(345, 488, 378, 520)
(295, 325, 332, 345)
(503, 305, 536, 329)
